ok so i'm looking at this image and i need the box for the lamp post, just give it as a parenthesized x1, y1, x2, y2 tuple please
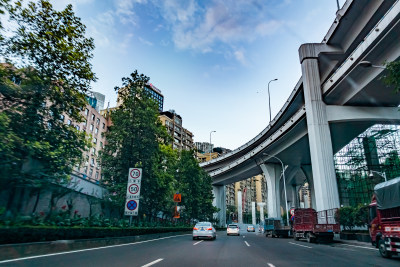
(263, 153, 289, 227)
(358, 61, 386, 69)
(209, 130, 216, 161)
(267, 79, 278, 123)
(369, 170, 387, 182)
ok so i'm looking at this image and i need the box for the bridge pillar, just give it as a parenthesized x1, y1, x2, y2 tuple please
(212, 185, 226, 227)
(299, 43, 340, 211)
(301, 165, 317, 209)
(260, 163, 282, 218)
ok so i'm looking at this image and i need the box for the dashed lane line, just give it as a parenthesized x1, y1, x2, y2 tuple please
(288, 242, 312, 249)
(141, 258, 164, 267)
(337, 244, 377, 251)
(193, 240, 203, 246)
(244, 241, 250, 247)
(268, 263, 276, 267)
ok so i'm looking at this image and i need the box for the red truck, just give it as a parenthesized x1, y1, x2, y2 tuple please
(293, 208, 340, 243)
(369, 177, 400, 258)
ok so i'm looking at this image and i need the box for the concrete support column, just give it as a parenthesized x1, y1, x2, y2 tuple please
(212, 185, 226, 227)
(251, 202, 256, 225)
(257, 202, 266, 225)
(301, 165, 317, 209)
(237, 190, 243, 224)
(260, 163, 282, 218)
(299, 43, 340, 211)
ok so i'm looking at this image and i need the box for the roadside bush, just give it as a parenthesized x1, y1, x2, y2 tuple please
(336, 204, 369, 231)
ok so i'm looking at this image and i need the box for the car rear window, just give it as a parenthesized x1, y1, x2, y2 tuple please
(228, 225, 238, 228)
(196, 222, 211, 227)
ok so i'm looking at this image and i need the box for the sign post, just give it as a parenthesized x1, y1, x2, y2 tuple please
(125, 168, 142, 217)
(173, 193, 181, 218)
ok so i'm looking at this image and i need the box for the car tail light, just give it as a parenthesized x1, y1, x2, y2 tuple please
(207, 228, 212, 230)
(193, 227, 198, 230)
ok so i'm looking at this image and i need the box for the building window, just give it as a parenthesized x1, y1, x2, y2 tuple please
(96, 118, 100, 125)
(84, 166, 88, 174)
(100, 141, 103, 148)
(102, 123, 105, 129)
(90, 124, 94, 131)
(95, 128, 98, 134)
(59, 114, 64, 121)
(91, 114, 95, 121)
(89, 168, 93, 177)
(84, 120, 87, 127)
(85, 108, 89, 116)
(95, 172, 99, 180)
(90, 157, 95, 166)
(67, 119, 72, 125)
(93, 137, 97, 144)
(91, 147, 96, 156)
(76, 125, 80, 131)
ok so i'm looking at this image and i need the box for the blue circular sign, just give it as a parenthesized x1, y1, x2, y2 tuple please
(127, 200, 138, 211)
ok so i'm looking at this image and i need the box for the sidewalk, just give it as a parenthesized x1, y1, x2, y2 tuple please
(333, 235, 376, 249)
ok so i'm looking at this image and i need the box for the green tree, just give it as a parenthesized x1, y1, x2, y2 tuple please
(175, 150, 217, 222)
(384, 60, 400, 92)
(0, 0, 95, 210)
(100, 70, 173, 218)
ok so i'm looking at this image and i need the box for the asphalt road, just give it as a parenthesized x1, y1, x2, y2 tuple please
(1, 228, 399, 267)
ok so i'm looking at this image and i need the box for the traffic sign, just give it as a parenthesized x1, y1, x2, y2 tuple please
(129, 168, 142, 179)
(290, 208, 295, 216)
(126, 200, 138, 210)
(125, 199, 139, 216)
(128, 184, 140, 194)
(173, 193, 181, 202)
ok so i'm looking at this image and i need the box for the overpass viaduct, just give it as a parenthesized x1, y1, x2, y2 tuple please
(201, 0, 400, 226)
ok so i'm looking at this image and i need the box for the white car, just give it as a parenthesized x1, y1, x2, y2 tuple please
(192, 222, 216, 240)
(227, 224, 240, 236)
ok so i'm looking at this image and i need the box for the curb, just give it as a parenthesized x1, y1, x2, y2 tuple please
(0, 231, 191, 261)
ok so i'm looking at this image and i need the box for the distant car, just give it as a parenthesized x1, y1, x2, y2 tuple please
(192, 222, 216, 240)
(227, 224, 240, 236)
(247, 225, 255, 232)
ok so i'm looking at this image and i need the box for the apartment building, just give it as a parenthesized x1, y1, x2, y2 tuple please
(159, 110, 194, 150)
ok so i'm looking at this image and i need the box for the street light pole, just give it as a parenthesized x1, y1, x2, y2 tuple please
(263, 153, 289, 226)
(358, 61, 386, 69)
(267, 79, 278, 123)
(209, 130, 216, 161)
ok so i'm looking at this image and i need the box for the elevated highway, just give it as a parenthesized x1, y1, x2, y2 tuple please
(202, 0, 400, 225)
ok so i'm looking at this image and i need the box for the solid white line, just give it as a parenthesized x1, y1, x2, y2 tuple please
(193, 240, 203, 246)
(338, 244, 377, 251)
(0, 234, 191, 264)
(242, 236, 245, 238)
(244, 241, 250, 247)
(141, 258, 164, 267)
(288, 242, 312, 249)
(268, 263, 276, 267)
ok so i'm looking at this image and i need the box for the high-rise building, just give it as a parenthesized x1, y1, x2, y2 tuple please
(159, 110, 194, 150)
(195, 142, 213, 153)
(87, 91, 105, 112)
(116, 82, 164, 112)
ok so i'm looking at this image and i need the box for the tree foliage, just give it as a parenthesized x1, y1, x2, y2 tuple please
(175, 150, 217, 222)
(0, 0, 95, 189)
(384, 60, 400, 93)
(100, 70, 173, 217)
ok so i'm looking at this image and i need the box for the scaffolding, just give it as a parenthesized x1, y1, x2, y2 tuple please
(334, 124, 400, 207)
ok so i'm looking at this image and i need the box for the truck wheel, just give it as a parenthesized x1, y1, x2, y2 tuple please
(306, 233, 314, 243)
(379, 239, 392, 258)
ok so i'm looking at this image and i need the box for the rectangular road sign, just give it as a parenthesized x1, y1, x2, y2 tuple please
(124, 199, 140, 216)
(125, 168, 142, 216)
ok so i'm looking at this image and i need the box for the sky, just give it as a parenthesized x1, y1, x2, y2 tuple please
(50, 0, 342, 150)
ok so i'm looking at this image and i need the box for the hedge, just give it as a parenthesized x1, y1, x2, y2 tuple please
(0, 226, 192, 244)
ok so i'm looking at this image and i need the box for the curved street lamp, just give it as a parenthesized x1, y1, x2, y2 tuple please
(358, 61, 386, 69)
(209, 130, 216, 161)
(263, 153, 289, 227)
(267, 79, 278, 123)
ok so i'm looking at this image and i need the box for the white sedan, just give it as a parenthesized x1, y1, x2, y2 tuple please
(192, 222, 216, 240)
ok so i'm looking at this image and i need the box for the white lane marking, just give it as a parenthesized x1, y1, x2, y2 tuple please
(141, 258, 164, 267)
(243, 236, 245, 238)
(337, 244, 378, 251)
(288, 242, 312, 249)
(193, 240, 203, 246)
(0, 234, 191, 264)
(244, 241, 250, 247)
(268, 263, 276, 267)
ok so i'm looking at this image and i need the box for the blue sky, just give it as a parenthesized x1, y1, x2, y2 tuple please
(52, 0, 342, 150)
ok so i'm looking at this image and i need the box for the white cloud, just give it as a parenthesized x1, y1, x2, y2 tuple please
(138, 37, 153, 46)
(153, 0, 283, 64)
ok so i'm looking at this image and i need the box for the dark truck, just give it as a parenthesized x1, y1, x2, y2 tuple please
(264, 218, 291, 238)
(369, 177, 400, 258)
(293, 208, 340, 243)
